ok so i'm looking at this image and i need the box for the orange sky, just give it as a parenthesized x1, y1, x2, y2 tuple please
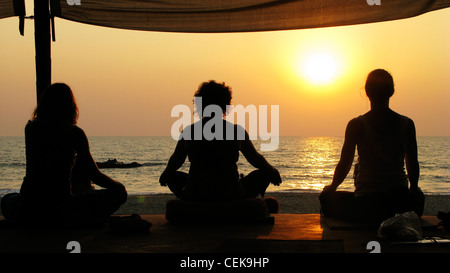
(0, 3, 449, 137)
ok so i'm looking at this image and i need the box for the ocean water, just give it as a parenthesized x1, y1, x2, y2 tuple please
(0, 136, 449, 196)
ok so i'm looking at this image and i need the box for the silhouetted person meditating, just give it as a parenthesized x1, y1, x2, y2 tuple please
(320, 69, 424, 225)
(160, 80, 281, 205)
(1, 83, 127, 227)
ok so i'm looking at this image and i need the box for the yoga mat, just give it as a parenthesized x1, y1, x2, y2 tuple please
(323, 217, 437, 230)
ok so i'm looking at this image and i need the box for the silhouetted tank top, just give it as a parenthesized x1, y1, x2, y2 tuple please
(354, 115, 409, 197)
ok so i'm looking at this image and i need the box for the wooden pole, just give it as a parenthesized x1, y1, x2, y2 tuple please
(34, 0, 51, 103)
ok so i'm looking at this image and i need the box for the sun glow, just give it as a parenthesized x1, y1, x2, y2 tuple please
(301, 53, 339, 85)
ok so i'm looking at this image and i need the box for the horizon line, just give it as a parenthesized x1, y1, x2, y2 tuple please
(1, 135, 449, 138)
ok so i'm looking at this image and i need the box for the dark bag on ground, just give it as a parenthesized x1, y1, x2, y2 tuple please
(437, 211, 450, 230)
(377, 211, 423, 241)
(109, 214, 152, 235)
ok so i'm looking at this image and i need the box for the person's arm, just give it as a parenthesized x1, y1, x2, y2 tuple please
(240, 131, 282, 186)
(323, 118, 360, 193)
(405, 118, 420, 191)
(159, 138, 187, 186)
(75, 127, 126, 192)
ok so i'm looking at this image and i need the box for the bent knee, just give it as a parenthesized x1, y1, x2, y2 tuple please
(110, 186, 128, 205)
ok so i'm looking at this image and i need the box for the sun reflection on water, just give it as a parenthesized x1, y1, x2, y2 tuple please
(258, 137, 356, 192)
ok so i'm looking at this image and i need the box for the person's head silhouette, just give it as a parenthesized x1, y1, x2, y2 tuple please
(365, 69, 395, 103)
(193, 80, 232, 118)
(33, 83, 79, 124)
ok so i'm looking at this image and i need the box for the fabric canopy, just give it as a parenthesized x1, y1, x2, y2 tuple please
(49, 0, 450, 33)
(0, 0, 24, 20)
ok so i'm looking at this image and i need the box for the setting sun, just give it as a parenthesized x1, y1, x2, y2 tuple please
(302, 53, 339, 85)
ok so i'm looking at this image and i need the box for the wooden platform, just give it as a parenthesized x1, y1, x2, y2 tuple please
(0, 214, 449, 254)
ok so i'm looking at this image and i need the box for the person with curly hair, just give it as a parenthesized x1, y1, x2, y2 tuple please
(160, 80, 281, 202)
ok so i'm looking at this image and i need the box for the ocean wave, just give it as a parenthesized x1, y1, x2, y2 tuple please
(141, 162, 166, 167)
(0, 162, 25, 167)
(0, 162, 165, 168)
(0, 188, 20, 198)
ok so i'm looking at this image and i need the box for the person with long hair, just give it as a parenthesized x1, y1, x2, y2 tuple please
(1, 83, 127, 226)
(319, 69, 424, 224)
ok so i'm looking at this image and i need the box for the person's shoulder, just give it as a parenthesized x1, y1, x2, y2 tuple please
(25, 119, 34, 129)
(24, 119, 49, 132)
(399, 114, 414, 123)
(185, 121, 197, 130)
(348, 116, 364, 128)
(179, 122, 195, 139)
(62, 122, 82, 132)
(344, 116, 365, 141)
(225, 120, 245, 131)
(68, 124, 88, 140)
(24, 119, 36, 135)
(399, 114, 416, 132)
(392, 112, 415, 126)
(224, 121, 247, 140)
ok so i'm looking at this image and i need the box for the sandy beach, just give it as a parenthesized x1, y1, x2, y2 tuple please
(1, 191, 448, 217)
(114, 191, 450, 217)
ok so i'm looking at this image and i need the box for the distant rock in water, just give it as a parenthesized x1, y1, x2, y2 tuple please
(96, 159, 143, 169)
